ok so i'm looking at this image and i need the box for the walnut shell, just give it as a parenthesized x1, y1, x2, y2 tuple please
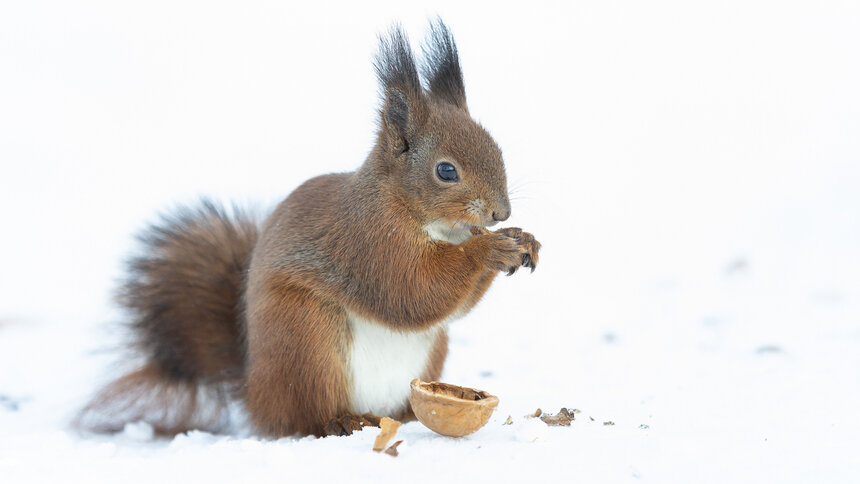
(409, 379, 499, 437)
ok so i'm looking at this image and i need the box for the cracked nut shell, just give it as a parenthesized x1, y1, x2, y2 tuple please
(409, 379, 499, 437)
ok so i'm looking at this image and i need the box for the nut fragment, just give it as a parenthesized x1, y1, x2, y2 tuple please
(540, 408, 574, 426)
(503, 415, 513, 425)
(384, 440, 404, 457)
(526, 408, 542, 418)
(372, 417, 401, 452)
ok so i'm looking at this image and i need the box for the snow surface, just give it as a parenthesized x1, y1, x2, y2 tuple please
(2, 1, 859, 482)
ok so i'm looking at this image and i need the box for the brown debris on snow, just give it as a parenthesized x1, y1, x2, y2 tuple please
(384, 440, 404, 457)
(540, 408, 575, 426)
(372, 417, 401, 452)
(526, 408, 542, 418)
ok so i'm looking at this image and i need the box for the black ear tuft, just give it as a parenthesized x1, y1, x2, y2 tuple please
(374, 24, 422, 98)
(374, 24, 427, 139)
(421, 18, 467, 111)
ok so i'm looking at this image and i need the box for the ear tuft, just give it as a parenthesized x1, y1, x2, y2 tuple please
(374, 24, 422, 98)
(421, 18, 467, 111)
(374, 24, 428, 140)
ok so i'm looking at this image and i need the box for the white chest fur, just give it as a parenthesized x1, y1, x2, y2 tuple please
(347, 314, 442, 416)
(422, 221, 473, 244)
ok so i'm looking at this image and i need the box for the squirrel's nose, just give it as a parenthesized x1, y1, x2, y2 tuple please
(492, 209, 510, 222)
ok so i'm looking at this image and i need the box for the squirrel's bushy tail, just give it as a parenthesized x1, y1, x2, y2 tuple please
(76, 200, 258, 435)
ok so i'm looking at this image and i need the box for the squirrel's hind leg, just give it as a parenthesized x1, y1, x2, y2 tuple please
(244, 284, 351, 437)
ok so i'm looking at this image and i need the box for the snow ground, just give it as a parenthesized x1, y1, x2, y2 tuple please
(1, 1, 859, 482)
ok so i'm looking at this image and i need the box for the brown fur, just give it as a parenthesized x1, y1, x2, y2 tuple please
(76, 201, 258, 434)
(117, 201, 258, 385)
(78, 20, 540, 438)
(75, 364, 232, 435)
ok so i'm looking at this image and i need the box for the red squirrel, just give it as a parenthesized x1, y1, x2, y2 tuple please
(77, 20, 541, 438)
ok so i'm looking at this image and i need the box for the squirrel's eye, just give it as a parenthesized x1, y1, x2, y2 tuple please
(436, 162, 460, 183)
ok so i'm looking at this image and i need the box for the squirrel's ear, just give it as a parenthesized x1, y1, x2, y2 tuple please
(421, 19, 467, 112)
(382, 86, 428, 143)
(375, 25, 429, 148)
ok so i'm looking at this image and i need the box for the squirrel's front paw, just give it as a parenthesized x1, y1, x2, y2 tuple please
(472, 231, 527, 275)
(492, 227, 541, 274)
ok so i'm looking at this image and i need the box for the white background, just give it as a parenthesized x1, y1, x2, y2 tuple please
(1, 1, 858, 482)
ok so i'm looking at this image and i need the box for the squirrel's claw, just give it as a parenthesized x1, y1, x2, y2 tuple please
(522, 252, 537, 272)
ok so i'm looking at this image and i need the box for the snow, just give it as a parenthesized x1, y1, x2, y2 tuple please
(1, 1, 859, 482)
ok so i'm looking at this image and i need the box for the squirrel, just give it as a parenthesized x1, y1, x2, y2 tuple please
(76, 19, 541, 438)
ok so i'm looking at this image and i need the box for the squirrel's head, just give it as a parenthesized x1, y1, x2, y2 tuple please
(371, 20, 510, 235)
